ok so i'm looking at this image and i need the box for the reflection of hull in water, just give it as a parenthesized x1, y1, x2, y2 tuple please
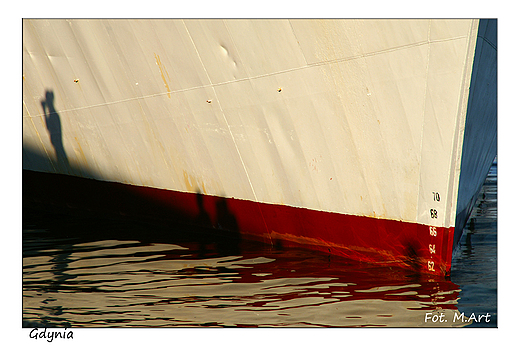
(23, 209, 471, 327)
(22, 19, 497, 276)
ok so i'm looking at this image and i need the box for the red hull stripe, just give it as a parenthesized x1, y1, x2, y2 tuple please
(23, 170, 454, 276)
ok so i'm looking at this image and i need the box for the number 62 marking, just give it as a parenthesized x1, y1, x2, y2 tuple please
(428, 261, 435, 272)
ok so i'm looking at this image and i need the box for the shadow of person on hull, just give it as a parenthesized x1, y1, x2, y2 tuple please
(41, 89, 70, 174)
(25, 88, 104, 180)
(215, 198, 241, 256)
(195, 191, 212, 257)
(192, 191, 242, 258)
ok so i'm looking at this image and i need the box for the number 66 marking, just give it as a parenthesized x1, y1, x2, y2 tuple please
(429, 226, 437, 237)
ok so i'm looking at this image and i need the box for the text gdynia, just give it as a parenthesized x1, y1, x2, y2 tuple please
(29, 328, 73, 342)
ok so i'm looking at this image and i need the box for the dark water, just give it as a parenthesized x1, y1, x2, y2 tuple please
(22, 162, 497, 328)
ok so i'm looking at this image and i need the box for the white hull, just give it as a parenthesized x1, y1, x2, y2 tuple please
(22, 19, 497, 274)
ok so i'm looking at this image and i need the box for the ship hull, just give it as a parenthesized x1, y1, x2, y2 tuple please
(22, 19, 497, 275)
(23, 169, 455, 275)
